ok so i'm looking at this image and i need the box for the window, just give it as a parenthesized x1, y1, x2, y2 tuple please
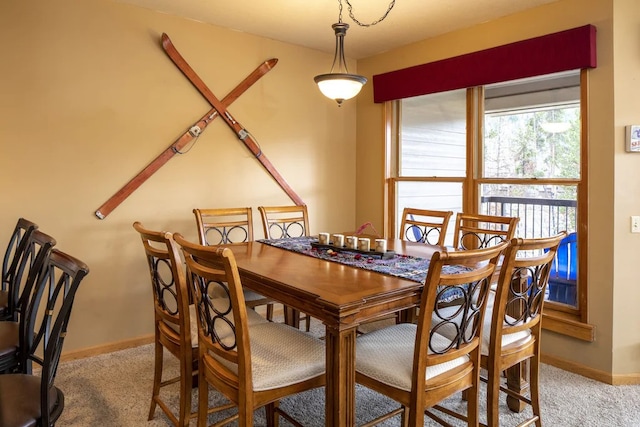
(391, 89, 466, 245)
(387, 70, 592, 340)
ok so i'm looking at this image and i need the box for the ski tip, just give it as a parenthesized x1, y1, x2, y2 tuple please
(161, 33, 171, 48)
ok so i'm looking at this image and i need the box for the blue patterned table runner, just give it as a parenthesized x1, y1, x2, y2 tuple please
(258, 237, 469, 302)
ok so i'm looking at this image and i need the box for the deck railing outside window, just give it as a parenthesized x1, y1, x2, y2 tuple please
(481, 196, 578, 306)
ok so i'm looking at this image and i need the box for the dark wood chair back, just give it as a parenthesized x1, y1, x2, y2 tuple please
(0, 248, 89, 427)
(1, 218, 39, 321)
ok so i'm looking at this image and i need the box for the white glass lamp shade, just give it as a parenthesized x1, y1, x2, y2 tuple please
(314, 73, 367, 105)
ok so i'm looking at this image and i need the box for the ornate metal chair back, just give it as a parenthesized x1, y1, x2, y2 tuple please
(399, 208, 453, 246)
(453, 212, 519, 250)
(194, 207, 254, 245)
(258, 205, 309, 239)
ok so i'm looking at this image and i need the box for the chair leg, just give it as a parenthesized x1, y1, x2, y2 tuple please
(148, 340, 163, 420)
(265, 401, 279, 427)
(266, 303, 274, 322)
(486, 366, 501, 427)
(197, 371, 209, 427)
(178, 354, 193, 427)
(530, 356, 542, 427)
(467, 382, 479, 427)
(400, 406, 409, 427)
(305, 314, 311, 332)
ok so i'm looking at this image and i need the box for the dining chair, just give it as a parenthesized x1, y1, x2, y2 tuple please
(193, 207, 275, 321)
(452, 212, 519, 250)
(395, 208, 455, 324)
(174, 233, 326, 426)
(546, 231, 577, 305)
(258, 204, 310, 239)
(133, 221, 198, 427)
(257, 204, 312, 331)
(483, 233, 565, 427)
(399, 207, 454, 246)
(0, 229, 56, 374)
(355, 242, 507, 426)
(0, 218, 39, 322)
(434, 233, 566, 426)
(0, 248, 89, 427)
(134, 221, 269, 427)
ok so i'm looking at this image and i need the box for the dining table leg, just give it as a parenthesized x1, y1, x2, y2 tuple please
(324, 322, 357, 427)
(283, 306, 301, 328)
(506, 361, 528, 412)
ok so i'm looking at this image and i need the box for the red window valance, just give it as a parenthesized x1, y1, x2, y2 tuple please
(372, 24, 597, 103)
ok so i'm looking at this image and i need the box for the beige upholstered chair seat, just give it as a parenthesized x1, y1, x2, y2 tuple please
(242, 289, 269, 303)
(433, 303, 532, 356)
(356, 323, 469, 391)
(208, 285, 266, 305)
(214, 322, 325, 392)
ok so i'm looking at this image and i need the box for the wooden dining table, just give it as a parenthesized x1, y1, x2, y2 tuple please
(226, 237, 526, 426)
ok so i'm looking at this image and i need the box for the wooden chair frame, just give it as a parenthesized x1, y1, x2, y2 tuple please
(399, 208, 453, 246)
(453, 213, 519, 250)
(193, 207, 275, 321)
(133, 222, 196, 427)
(258, 205, 310, 240)
(174, 234, 325, 427)
(355, 243, 507, 426)
(193, 207, 254, 245)
(482, 233, 566, 427)
(257, 205, 312, 331)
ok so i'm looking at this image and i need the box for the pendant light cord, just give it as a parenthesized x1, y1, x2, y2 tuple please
(339, 0, 396, 27)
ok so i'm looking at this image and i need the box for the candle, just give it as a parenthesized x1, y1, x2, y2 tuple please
(346, 235, 359, 249)
(358, 238, 371, 252)
(375, 239, 387, 253)
(318, 232, 330, 245)
(332, 234, 345, 247)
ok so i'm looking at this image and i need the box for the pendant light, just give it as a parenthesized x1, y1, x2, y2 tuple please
(314, 0, 396, 106)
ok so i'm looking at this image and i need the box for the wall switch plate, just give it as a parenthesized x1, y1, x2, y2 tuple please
(632, 216, 640, 233)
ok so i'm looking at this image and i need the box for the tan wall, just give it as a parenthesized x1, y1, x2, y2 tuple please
(355, 0, 640, 376)
(0, 0, 357, 353)
(612, 0, 640, 376)
(3, 0, 638, 378)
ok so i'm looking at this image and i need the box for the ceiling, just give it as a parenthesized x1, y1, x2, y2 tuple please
(114, 0, 559, 59)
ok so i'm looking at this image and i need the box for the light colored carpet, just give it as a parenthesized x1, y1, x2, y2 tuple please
(55, 317, 640, 426)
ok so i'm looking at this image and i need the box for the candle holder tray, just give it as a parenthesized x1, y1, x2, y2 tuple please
(310, 241, 396, 260)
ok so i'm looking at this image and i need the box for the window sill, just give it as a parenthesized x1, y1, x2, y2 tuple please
(542, 308, 595, 342)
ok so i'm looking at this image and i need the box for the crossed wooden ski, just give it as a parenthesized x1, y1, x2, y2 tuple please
(160, 33, 305, 207)
(95, 34, 303, 219)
